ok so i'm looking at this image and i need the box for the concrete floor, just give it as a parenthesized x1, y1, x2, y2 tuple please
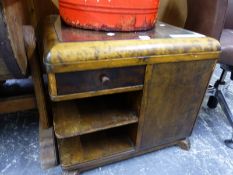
(1, 65, 233, 175)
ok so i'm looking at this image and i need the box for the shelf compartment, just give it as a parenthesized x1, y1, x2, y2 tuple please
(53, 92, 141, 138)
(58, 129, 135, 169)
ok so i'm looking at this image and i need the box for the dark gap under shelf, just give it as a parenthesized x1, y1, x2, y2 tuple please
(53, 92, 142, 139)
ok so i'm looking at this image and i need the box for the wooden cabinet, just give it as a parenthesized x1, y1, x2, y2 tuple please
(40, 15, 220, 173)
(140, 61, 215, 150)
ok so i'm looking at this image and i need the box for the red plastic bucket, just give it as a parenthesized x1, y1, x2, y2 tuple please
(59, 0, 160, 31)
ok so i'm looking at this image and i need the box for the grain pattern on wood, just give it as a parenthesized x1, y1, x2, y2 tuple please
(50, 85, 143, 102)
(43, 16, 220, 73)
(136, 65, 153, 150)
(58, 130, 135, 169)
(39, 127, 58, 169)
(55, 66, 145, 95)
(23, 26, 50, 128)
(0, 2, 22, 77)
(140, 60, 216, 150)
(0, 0, 30, 75)
(53, 93, 139, 138)
(48, 73, 57, 97)
(63, 138, 187, 172)
(0, 95, 36, 114)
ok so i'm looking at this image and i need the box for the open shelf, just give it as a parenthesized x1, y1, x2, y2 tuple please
(53, 92, 141, 138)
(58, 128, 136, 169)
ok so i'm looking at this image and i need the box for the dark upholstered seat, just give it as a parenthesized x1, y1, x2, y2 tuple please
(220, 29, 233, 65)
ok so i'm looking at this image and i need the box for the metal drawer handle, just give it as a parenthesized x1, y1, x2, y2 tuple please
(100, 74, 110, 85)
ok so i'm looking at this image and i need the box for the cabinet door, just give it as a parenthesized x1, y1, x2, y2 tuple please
(140, 60, 215, 150)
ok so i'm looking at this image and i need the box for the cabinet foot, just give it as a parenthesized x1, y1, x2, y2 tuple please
(40, 127, 58, 169)
(177, 138, 190, 151)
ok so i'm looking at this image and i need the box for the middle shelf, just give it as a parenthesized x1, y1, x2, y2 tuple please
(53, 91, 142, 139)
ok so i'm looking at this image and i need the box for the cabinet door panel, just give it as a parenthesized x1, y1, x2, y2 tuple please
(140, 60, 215, 150)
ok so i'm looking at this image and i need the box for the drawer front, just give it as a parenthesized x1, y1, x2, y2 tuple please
(55, 66, 145, 95)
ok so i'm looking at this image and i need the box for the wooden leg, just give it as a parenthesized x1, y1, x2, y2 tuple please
(39, 126, 58, 169)
(177, 138, 191, 151)
(23, 26, 50, 128)
(30, 54, 50, 128)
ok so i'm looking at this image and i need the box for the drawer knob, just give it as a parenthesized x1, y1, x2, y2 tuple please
(100, 75, 110, 85)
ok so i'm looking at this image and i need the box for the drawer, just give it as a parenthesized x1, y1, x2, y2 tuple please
(52, 66, 145, 99)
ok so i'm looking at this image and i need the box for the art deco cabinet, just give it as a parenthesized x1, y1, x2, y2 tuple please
(40, 15, 220, 173)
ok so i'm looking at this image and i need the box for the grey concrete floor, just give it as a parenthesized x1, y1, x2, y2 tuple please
(1, 65, 233, 175)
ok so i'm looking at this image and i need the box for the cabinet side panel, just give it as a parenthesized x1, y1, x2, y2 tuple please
(140, 60, 215, 150)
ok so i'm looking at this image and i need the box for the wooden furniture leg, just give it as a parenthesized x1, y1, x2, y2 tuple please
(177, 138, 191, 151)
(39, 126, 58, 169)
(23, 25, 50, 128)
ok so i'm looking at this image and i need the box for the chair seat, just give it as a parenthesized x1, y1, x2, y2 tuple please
(220, 29, 233, 65)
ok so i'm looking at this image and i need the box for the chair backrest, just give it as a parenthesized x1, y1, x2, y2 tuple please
(225, 0, 233, 29)
(185, 0, 228, 40)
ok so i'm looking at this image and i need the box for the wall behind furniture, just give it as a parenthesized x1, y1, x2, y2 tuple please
(158, 0, 187, 27)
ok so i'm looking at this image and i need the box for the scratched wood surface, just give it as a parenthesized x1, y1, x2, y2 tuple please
(0, 1, 25, 78)
(42, 16, 220, 73)
(58, 129, 135, 170)
(140, 60, 216, 150)
(53, 93, 140, 138)
(41, 15, 220, 173)
(55, 66, 145, 95)
(39, 127, 58, 169)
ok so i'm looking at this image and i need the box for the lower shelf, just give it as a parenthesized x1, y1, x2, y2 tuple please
(58, 130, 135, 169)
(53, 93, 139, 138)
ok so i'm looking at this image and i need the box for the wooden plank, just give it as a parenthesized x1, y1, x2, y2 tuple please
(50, 85, 143, 102)
(53, 95, 139, 138)
(0, 2, 22, 77)
(55, 66, 145, 95)
(140, 60, 216, 150)
(39, 127, 58, 169)
(58, 130, 135, 170)
(48, 73, 57, 97)
(23, 26, 50, 128)
(46, 52, 220, 73)
(136, 65, 153, 150)
(0, 0, 30, 75)
(43, 16, 220, 73)
(0, 95, 36, 113)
